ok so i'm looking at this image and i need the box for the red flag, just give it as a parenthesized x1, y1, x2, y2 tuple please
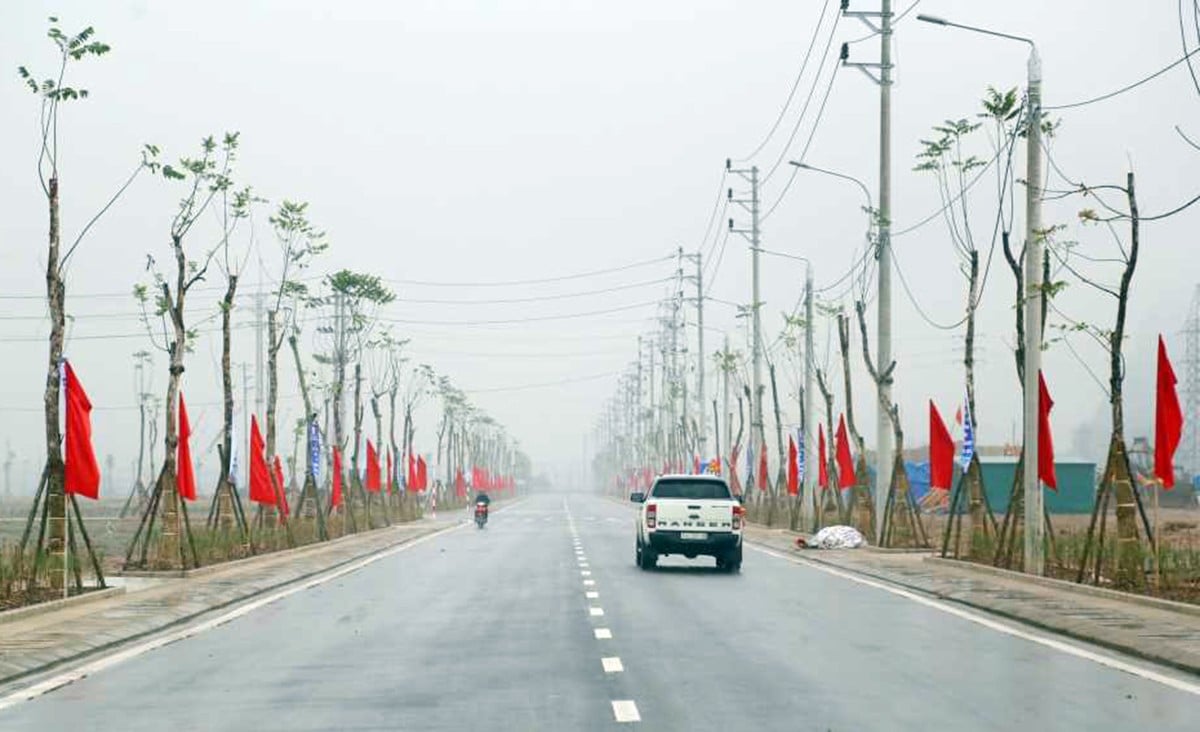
(176, 393, 197, 502)
(818, 424, 829, 489)
(248, 416, 275, 504)
(408, 453, 419, 493)
(63, 362, 100, 500)
(417, 455, 428, 490)
(1155, 335, 1184, 489)
(786, 435, 799, 496)
(273, 455, 290, 518)
(455, 468, 466, 498)
(955, 406, 963, 426)
(757, 441, 768, 492)
(693, 454, 701, 475)
(1038, 371, 1057, 491)
(929, 401, 954, 491)
(331, 447, 344, 508)
(835, 415, 856, 489)
(728, 445, 742, 496)
(366, 440, 382, 493)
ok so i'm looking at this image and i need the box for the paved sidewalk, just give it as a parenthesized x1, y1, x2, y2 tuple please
(744, 524, 1200, 675)
(0, 516, 461, 690)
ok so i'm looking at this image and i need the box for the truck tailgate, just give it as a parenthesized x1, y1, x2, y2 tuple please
(653, 501, 734, 532)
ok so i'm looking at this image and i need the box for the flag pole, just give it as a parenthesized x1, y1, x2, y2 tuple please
(1153, 479, 1161, 591)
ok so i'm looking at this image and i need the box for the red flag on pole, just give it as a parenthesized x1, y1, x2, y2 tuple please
(176, 393, 197, 502)
(1155, 335, 1184, 489)
(728, 445, 742, 496)
(408, 453, 419, 493)
(835, 415, 856, 489)
(248, 416, 275, 505)
(929, 401, 954, 491)
(757, 441, 768, 492)
(63, 362, 101, 500)
(417, 455, 428, 491)
(786, 435, 799, 496)
(818, 424, 828, 489)
(331, 447, 344, 508)
(272, 455, 290, 518)
(366, 440, 382, 493)
(1038, 371, 1057, 491)
(455, 468, 466, 498)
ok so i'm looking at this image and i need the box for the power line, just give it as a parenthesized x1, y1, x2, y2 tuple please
(384, 254, 673, 288)
(392, 276, 672, 305)
(734, 0, 834, 163)
(844, 0, 923, 45)
(1045, 45, 1200, 110)
(759, 12, 843, 187)
(761, 62, 842, 222)
(464, 370, 619, 394)
(376, 300, 659, 327)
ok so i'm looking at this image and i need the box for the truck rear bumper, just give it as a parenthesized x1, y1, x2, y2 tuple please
(646, 530, 741, 556)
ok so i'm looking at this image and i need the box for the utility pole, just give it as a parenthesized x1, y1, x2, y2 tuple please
(1180, 285, 1200, 476)
(842, 0, 894, 538)
(683, 249, 707, 462)
(1022, 43, 1045, 575)
(803, 263, 816, 527)
(728, 160, 762, 490)
(255, 291, 265, 422)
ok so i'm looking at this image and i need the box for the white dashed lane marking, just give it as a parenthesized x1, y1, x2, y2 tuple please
(583, 579, 595, 586)
(589, 607, 605, 617)
(586, 591, 599, 599)
(601, 657, 624, 673)
(594, 628, 612, 639)
(581, 570, 591, 576)
(612, 700, 641, 723)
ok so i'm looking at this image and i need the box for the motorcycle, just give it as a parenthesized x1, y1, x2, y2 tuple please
(474, 501, 489, 529)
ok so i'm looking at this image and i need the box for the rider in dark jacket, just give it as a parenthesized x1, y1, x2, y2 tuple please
(474, 491, 491, 506)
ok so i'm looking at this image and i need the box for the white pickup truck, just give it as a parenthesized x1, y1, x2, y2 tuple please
(630, 475, 744, 572)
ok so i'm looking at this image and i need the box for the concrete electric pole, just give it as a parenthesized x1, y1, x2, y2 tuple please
(728, 160, 763, 490)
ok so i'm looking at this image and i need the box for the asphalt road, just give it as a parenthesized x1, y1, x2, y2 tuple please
(1, 492, 1197, 730)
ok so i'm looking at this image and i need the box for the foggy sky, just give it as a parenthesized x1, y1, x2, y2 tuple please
(1, 0, 1198, 493)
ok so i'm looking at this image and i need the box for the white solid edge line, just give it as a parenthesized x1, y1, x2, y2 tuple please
(747, 543, 1200, 697)
(612, 700, 641, 723)
(601, 656, 624, 673)
(594, 628, 613, 639)
(0, 520, 470, 712)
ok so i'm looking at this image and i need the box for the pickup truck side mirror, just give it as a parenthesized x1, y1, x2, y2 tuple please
(629, 491, 645, 504)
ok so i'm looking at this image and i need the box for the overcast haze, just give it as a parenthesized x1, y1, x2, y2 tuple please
(1, 1, 1198, 492)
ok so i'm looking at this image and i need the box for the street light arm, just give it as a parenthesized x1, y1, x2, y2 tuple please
(789, 160, 873, 212)
(916, 14, 1035, 50)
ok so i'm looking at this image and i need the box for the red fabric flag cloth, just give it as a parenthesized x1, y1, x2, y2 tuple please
(727, 444, 742, 496)
(63, 362, 101, 499)
(757, 441, 769, 492)
(408, 454, 420, 493)
(331, 447, 344, 508)
(1155, 335, 1184, 489)
(176, 392, 197, 501)
(818, 424, 829, 489)
(929, 401, 954, 491)
(248, 416, 275, 505)
(365, 440, 382, 493)
(786, 435, 799, 496)
(455, 469, 466, 498)
(417, 455, 428, 490)
(272, 455, 290, 518)
(1038, 371, 1057, 491)
(835, 415, 856, 489)
(693, 454, 702, 475)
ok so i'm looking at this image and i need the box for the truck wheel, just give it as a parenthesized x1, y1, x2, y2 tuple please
(639, 542, 658, 570)
(723, 546, 742, 573)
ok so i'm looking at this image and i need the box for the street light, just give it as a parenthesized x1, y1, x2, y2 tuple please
(916, 12, 1045, 575)
(790, 159, 879, 527)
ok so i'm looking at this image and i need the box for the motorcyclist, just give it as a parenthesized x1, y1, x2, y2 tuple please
(473, 490, 491, 507)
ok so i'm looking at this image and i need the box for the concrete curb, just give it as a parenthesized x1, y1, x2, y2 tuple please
(0, 522, 450, 692)
(118, 518, 438, 579)
(746, 539, 1200, 676)
(925, 556, 1200, 620)
(0, 586, 126, 627)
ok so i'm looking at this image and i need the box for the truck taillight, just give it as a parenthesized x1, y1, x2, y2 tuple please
(646, 503, 657, 529)
(731, 504, 745, 530)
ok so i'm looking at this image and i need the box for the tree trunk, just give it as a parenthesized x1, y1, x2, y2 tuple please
(158, 235, 188, 565)
(44, 177, 67, 589)
(837, 313, 866, 457)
